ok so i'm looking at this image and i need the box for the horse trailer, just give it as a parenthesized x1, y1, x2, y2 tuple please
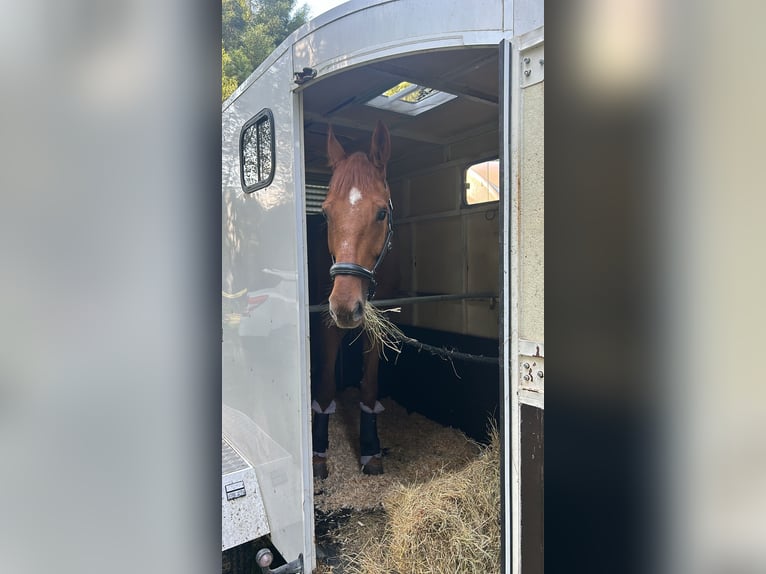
(222, 1, 543, 572)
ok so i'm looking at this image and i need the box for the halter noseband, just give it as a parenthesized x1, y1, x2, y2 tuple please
(329, 197, 394, 300)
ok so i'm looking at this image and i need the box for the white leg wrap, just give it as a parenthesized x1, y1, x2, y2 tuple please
(360, 453, 383, 465)
(359, 401, 384, 414)
(312, 399, 336, 414)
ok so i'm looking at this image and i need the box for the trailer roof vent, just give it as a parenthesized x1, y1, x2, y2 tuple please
(365, 81, 457, 116)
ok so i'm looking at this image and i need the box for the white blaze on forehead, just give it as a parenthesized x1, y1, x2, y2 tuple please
(348, 186, 362, 206)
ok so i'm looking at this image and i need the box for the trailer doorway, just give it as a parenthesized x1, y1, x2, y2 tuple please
(300, 45, 503, 572)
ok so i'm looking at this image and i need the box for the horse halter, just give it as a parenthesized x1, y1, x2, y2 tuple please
(329, 197, 394, 300)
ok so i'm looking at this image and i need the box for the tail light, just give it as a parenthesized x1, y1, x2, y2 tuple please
(245, 294, 269, 315)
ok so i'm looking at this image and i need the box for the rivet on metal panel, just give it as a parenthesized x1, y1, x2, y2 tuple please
(523, 362, 530, 369)
(537, 371, 544, 379)
(524, 70, 532, 77)
(539, 59, 544, 66)
(524, 57, 531, 65)
(523, 375, 530, 382)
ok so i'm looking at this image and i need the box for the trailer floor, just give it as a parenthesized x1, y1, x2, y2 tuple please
(313, 387, 480, 572)
(315, 507, 387, 574)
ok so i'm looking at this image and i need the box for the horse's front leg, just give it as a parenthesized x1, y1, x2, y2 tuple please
(359, 332, 384, 475)
(312, 323, 344, 480)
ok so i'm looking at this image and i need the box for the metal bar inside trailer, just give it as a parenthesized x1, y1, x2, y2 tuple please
(308, 292, 497, 313)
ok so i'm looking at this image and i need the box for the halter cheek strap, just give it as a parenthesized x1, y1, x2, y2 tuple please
(329, 198, 394, 300)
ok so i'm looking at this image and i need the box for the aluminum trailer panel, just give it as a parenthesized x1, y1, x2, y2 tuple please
(222, 438, 269, 551)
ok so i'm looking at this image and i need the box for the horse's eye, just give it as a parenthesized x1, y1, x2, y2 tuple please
(376, 208, 387, 222)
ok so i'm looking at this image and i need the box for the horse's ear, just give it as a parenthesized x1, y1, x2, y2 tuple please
(327, 124, 346, 169)
(369, 120, 391, 174)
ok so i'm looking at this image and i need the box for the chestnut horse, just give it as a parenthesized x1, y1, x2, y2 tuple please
(312, 121, 393, 478)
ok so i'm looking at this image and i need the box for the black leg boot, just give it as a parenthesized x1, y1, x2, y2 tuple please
(312, 411, 330, 480)
(359, 405, 384, 475)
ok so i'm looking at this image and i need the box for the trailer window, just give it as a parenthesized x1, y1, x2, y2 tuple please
(465, 159, 500, 205)
(240, 109, 275, 193)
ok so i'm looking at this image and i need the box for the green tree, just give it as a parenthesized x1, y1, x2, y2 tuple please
(222, 48, 239, 100)
(222, 0, 309, 101)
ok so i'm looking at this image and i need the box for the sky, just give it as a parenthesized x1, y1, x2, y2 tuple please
(304, 0, 348, 19)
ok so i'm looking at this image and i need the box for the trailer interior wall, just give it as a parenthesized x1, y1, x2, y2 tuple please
(387, 159, 500, 338)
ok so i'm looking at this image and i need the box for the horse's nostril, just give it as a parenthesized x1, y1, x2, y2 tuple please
(328, 294, 364, 328)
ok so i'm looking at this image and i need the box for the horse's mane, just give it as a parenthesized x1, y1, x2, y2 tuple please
(328, 152, 386, 200)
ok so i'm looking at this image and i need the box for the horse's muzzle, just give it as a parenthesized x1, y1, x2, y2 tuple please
(328, 296, 365, 329)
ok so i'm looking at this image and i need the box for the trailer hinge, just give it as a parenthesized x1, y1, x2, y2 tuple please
(520, 43, 544, 88)
(519, 339, 544, 409)
(256, 549, 303, 574)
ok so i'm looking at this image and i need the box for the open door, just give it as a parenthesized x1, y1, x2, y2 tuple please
(222, 47, 314, 571)
(502, 26, 545, 574)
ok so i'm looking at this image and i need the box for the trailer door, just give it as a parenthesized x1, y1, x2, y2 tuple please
(502, 25, 545, 574)
(222, 47, 313, 571)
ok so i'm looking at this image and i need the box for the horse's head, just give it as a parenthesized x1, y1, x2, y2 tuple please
(322, 121, 392, 329)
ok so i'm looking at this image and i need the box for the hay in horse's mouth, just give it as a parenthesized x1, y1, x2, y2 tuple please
(322, 302, 403, 358)
(361, 302, 404, 359)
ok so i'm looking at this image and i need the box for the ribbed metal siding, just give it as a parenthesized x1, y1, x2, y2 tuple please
(306, 185, 328, 214)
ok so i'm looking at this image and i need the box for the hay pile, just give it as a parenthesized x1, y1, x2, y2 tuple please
(312, 385, 500, 574)
(351, 429, 501, 574)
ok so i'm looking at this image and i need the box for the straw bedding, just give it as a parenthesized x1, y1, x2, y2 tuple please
(313, 387, 479, 512)
(314, 388, 500, 574)
(351, 429, 501, 574)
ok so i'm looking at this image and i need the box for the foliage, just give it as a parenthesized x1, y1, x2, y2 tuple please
(221, 48, 239, 99)
(222, 0, 310, 101)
